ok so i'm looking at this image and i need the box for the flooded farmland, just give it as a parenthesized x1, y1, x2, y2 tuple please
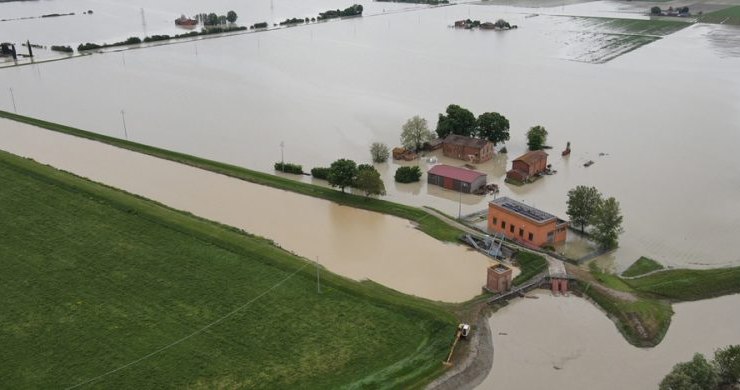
(0, 118, 496, 303)
(2, 0, 739, 270)
(479, 292, 740, 389)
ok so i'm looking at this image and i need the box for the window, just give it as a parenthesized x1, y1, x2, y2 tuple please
(492, 217, 498, 225)
(528, 232, 534, 241)
(510, 224, 515, 233)
(501, 221, 506, 229)
(519, 228, 524, 237)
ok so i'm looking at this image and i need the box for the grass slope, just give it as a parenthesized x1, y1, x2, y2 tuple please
(624, 267, 740, 301)
(622, 256, 664, 277)
(512, 252, 548, 286)
(0, 110, 461, 242)
(0, 150, 455, 389)
(699, 6, 740, 26)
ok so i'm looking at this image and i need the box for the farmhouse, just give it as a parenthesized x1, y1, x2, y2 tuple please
(506, 150, 547, 182)
(427, 164, 487, 193)
(442, 135, 494, 163)
(487, 197, 568, 247)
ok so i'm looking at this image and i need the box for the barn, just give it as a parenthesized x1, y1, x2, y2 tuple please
(427, 164, 487, 193)
(506, 150, 548, 182)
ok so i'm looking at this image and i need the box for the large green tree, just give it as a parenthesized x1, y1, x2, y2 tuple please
(476, 112, 510, 145)
(436, 104, 476, 138)
(227, 10, 238, 23)
(328, 158, 357, 193)
(660, 353, 720, 390)
(526, 125, 548, 151)
(355, 168, 386, 197)
(714, 345, 740, 385)
(590, 196, 624, 249)
(400, 116, 434, 152)
(566, 186, 602, 233)
(370, 142, 390, 163)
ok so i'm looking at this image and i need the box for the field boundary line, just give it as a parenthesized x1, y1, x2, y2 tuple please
(65, 262, 310, 389)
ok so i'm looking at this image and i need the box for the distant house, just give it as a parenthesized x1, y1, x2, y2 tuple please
(487, 197, 568, 247)
(427, 164, 487, 193)
(442, 135, 494, 163)
(506, 150, 547, 182)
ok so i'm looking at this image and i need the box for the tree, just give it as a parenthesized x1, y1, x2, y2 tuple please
(355, 168, 385, 197)
(370, 142, 390, 163)
(590, 197, 624, 249)
(400, 116, 434, 152)
(227, 10, 238, 23)
(566, 186, 602, 233)
(206, 13, 219, 26)
(476, 112, 510, 145)
(714, 345, 740, 385)
(394, 166, 422, 183)
(651, 6, 662, 15)
(328, 159, 357, 193)
(660, 353, 719, 390)
(436, 104, 477, 138)
(526, 125, 548, 150)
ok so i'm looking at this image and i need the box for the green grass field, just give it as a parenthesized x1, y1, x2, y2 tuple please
(511, 252, 548, 286)
(624, 266, 740, 301)
(699, 6, 740, 26)
(0, 110, 462, 243)
(0, 150, 456, 388)
(621, 257, 664, 277)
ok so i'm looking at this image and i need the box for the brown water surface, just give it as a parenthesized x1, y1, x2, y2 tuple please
(0, 119, 495, 302)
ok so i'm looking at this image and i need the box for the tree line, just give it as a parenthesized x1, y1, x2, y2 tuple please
(566, 186, 624, 249)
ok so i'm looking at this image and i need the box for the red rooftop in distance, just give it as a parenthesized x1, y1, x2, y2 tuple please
(427, 164, 487, 193)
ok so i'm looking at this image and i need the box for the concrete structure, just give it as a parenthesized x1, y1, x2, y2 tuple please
(427, 164, 487, 193)
(486, 264, 512, 293)
(506, 150, 548, 182)
(442, 135, 494, 163)
(487, 197, 568, 247)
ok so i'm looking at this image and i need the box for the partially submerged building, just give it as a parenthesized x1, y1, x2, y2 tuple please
(487, 197, 567, 247)
(427, 164, 487, 193)
(486, 264, 512, 293)
(442, 135, 494, 163)
(506, 150, 547, 182)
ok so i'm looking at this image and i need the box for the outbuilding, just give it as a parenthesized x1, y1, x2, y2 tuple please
(488, 197, 568, 247)
(427, 164, 487, 193)
(506, 150, 548, 182)
(442, 135, 494, 163)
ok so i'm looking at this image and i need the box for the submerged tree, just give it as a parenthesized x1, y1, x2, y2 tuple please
(370, 142, 390, 163)
(566, 186, 602, 233)
(436, 104, 476, 138)
(590, 197, 624, 249)
(354, 167, 385, 197)
(227, 10, 238, 23)
(660, 353, 719, 390)
(476, 112, 510, 145)
(400, 116, 434, 152)
(526, 125, 548, 150)
(328, 158, 357, 193)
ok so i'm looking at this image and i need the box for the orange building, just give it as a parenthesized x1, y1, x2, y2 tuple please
(486, 264, 512, 293)
(442, 135, 494, 163)
(487, 197, 568, 247)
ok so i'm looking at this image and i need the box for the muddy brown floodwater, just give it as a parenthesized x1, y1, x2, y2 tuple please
(478, 291, 740, 389)
(0, 119, 497, 302)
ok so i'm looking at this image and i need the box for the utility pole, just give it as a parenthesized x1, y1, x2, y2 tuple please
(316, 256, 321, 294)
(280, 141, 285, 171)
(9, 88, 17, 113)
(458, 189, 462, 219)
(120, 110, 128, 139)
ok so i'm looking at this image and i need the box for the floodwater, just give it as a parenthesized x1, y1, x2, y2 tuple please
(0, 118, 496, 303)
(2, 1, 739, 270)
(478, 292, 740, 389)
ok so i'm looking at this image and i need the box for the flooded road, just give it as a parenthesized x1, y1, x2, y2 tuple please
(0, 118, 495, 302)
(479, 292, 740, 389)
(2, 1, 739, 269)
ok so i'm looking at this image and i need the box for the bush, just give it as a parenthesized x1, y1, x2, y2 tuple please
(311, 167, 330, 180)
(125, 37, 142, 45)
(51, 45, 74, 53)
(651, 6, 662, 15)
(370, 142, 390, 163)
(274, 162, 303, 174)
(253, 22, 268, 28)
(395, 166, 422, 183)
(77, 42, 102, 51)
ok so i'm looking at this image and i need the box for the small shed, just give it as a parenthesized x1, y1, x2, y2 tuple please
(427, 164, 487, 193)
(506, 150, 548, 182)
(486, 264, 512, 293)
(442, 135, 494, 163)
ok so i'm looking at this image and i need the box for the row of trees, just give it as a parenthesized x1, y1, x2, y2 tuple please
(566, 186, 624, 249)
(318, 159, 386, 196)
(435, 104, 511, 146)
(660, 345, 740, 390)
(196, 11, 238, 26)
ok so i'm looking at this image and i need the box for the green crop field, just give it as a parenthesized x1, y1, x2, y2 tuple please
(0, 150, 455, 389)
(699, 6, 740, 26)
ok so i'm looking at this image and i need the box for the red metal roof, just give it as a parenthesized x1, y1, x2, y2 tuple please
(428, 164, 486, 183)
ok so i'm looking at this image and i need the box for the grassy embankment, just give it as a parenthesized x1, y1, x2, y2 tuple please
(0, 150, 457, 389)
(511, 252, 548, 286)
(580, 259, 740, 347)
(699, 6, 740, 25)
(621, 256, 664, 277)
(0, 110, 461, 242)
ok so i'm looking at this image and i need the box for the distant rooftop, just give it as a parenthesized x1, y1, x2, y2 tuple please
(428, 164, 486, 183)
(490, 197, 559, 223)
(443, 134, 490, 149)
(513, 150, 548, 165)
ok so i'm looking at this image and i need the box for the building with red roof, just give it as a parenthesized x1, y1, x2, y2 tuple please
(427, 164, 487, 193)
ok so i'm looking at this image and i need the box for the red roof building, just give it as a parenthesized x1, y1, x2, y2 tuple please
(506, 150, 548, 182)
(427, 164, 487, 193)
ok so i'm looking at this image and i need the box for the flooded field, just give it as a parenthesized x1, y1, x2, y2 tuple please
(2, 0, 739, 270)
(479, 292, 740, 389)
(0, 118, 496, 302)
